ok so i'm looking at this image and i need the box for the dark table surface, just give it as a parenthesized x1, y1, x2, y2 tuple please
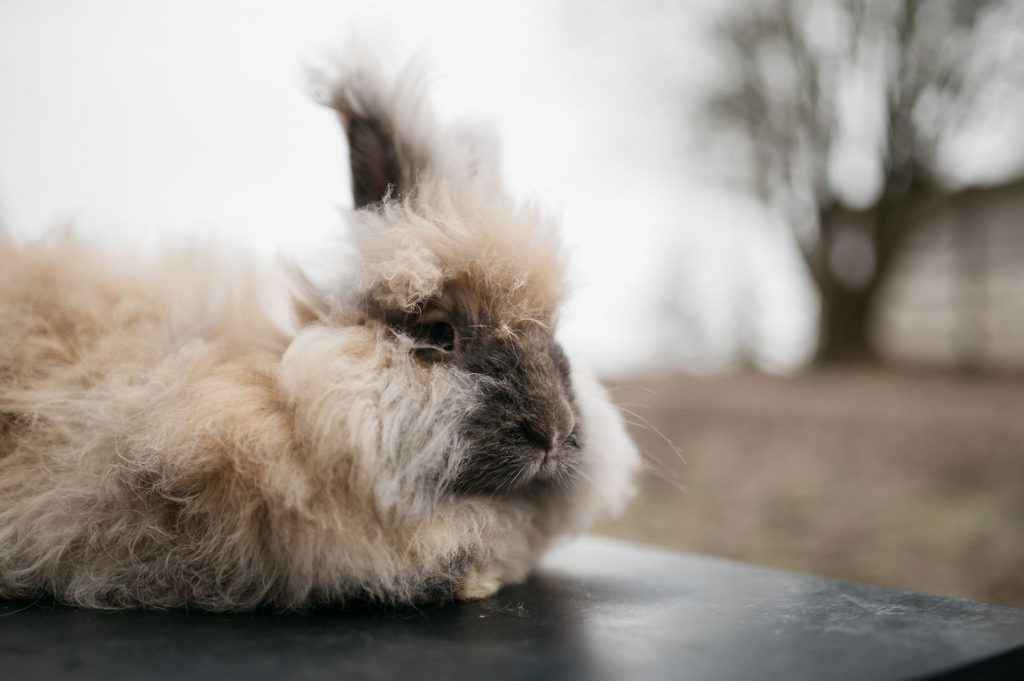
(2, 536, 1023, 681)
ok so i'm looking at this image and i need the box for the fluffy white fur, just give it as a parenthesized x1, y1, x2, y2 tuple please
(0, 56, 638, 611)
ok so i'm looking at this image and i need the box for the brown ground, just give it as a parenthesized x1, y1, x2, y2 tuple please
(593, 368, 1024, 607)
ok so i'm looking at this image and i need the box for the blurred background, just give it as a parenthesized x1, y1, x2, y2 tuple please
(1, 0, 1022, 605)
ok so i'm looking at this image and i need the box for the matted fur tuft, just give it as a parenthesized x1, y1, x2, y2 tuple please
(349, 180, 567, 325)
(0, 52, 639, 611)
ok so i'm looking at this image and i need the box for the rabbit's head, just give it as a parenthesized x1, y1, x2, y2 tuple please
(280, 56, 637, 530)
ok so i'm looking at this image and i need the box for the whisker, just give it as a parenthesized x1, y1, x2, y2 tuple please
(616, 406, 687, 466)
(637, 458, 689, 494)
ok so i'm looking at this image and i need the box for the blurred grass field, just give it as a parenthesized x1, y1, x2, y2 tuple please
(594, 368, 1024, 607)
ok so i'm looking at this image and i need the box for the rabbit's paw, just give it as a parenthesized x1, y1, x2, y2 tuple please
(455, 562, 503, 601)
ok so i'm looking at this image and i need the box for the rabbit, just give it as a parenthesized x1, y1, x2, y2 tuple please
(0, 53, 639, 611)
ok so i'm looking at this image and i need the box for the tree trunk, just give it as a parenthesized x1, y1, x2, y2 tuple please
(809, 204, 901, 366)
(804, 181, 927, 365)
(814, 284, 877, 365)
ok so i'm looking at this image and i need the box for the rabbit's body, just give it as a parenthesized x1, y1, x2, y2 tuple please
(0, 58, 638, 610)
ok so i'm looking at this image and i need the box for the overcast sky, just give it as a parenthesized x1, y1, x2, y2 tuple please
(0, 0, 822, 375)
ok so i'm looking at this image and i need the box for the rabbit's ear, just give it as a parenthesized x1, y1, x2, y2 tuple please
(318, 60, 434, 209)
(337, 106, 410, 209)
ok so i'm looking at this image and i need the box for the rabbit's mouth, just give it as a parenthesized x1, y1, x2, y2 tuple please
(446, 431, 582, 496)
(531, 445, 575, 482)
(536, 449, 559, 476)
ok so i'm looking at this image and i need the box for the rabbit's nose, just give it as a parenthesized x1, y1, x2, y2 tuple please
(519, 420, 555, 452)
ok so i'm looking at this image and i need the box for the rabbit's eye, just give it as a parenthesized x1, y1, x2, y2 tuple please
(413, 320, 456, 352)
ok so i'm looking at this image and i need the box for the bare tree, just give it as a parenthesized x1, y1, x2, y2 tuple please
(703, 0, 1024, 363)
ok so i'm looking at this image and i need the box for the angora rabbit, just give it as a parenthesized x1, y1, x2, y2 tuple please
(0, 56, 639, 610)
